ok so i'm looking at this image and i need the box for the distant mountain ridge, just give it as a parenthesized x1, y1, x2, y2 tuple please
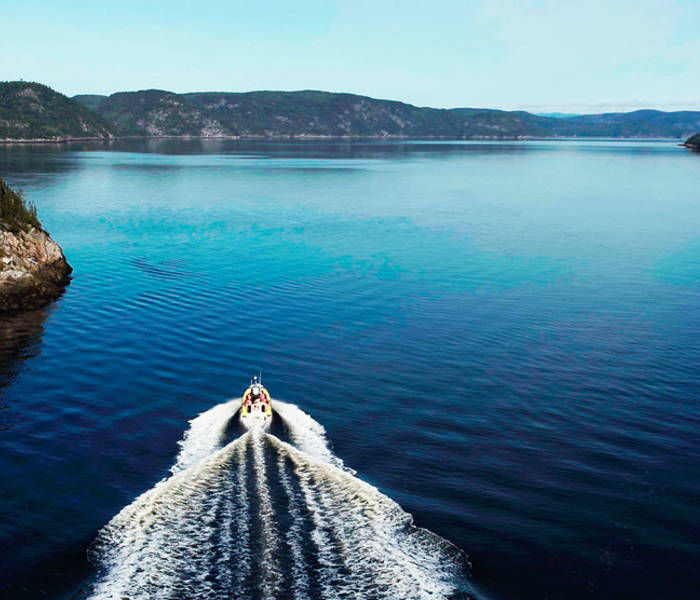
(2, 82, 700, 141)
(76, 89, 700, 139)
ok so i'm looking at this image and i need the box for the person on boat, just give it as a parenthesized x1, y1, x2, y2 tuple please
(255, 385, 271, 403)
(244, 386, 258, 403)
(251, 385, 264, 410)
(244, 382, 270, 411)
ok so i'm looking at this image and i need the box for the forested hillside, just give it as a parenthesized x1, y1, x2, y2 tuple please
(0, 82, 115, 140)
(2, 81, 699, 140)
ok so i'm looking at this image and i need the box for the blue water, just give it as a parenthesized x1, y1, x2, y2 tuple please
(0, 139, 698, 599)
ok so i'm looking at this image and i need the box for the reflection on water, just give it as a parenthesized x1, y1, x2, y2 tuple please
(3, 137, 537, 162)
(0, 307, 49, 429)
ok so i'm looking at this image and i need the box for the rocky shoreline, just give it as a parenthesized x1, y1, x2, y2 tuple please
(0, 136, 112, 144)
(0, 133, 536, 143)
(1, 134, 693, 145)
(0, 175, 72, 312)
(0, 226, 72, 312)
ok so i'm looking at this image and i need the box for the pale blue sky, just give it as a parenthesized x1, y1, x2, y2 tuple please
(3, 0, 699, 113)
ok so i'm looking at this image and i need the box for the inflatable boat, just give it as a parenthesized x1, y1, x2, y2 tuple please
(240, 375, 272, 429)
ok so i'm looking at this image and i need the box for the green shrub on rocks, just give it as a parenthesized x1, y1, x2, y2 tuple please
(0, 176, 41, 232)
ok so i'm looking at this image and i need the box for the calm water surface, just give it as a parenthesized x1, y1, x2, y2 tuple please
(0, 139, 698, 599)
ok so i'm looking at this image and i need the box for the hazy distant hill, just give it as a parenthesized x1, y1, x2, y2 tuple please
(0, 82, 115, 140)
(532, 110, 700, 138)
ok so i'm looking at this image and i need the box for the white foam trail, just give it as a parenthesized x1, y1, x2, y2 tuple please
(171, 399, 238, 474)
(276, 450, 311, 600)
(89, 435, 250, 600)
(250, 430, 282, 597)
(273, 399, 348, 470)
(278, 440, 346, 599)
(268, 435, 466, 600)
(88, 399, 472, 600)
(233, 440, 251, 594)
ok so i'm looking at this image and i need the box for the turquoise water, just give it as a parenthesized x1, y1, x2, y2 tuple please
(0, 139, 698, 599)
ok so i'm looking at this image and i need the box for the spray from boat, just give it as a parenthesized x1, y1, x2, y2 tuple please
(86, 382, 475, 600)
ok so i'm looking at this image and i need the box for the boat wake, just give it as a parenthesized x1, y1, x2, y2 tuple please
(87, 399, 474, 599)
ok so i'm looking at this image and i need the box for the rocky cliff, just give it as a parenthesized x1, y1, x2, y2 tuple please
(0, 177, 71, 312)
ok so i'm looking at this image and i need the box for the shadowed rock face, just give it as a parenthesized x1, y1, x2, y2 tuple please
(684, 133, 700, 150)
(0, 226, 72, 312)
